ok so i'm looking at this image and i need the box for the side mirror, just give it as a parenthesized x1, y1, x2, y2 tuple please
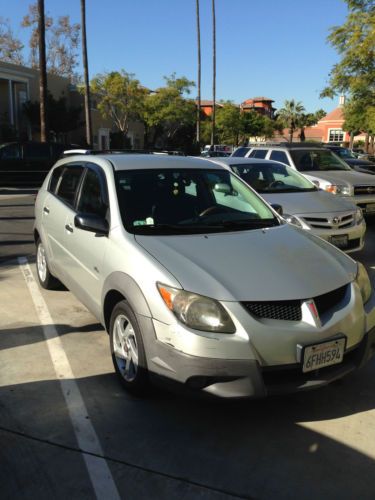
(271, 203, 283, 216)
(214, 183, 232, 194)
(74, 213, 109, 235)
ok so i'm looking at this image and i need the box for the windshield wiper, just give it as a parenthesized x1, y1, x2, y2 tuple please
(221, 218, 279, 229)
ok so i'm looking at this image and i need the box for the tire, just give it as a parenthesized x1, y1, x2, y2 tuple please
(36, 238, 61, 290)
(109, 300, 149, 394)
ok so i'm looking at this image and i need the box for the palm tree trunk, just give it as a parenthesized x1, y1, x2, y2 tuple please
(196, 0, 201, 146)
(81, 0, 92, 148)
(211, 0, 216, 146)
(37, 0, 48, 142)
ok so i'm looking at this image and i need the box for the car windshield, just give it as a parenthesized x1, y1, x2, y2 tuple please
(290, 149, 352, 172)
(230, 162, 317, 193)
(115, 168, 279, 235)
(331, 148, 356, 159)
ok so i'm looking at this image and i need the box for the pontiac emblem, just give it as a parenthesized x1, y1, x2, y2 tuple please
(306, 299, 321, 328)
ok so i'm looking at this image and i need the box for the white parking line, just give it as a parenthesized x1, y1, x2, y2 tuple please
(18, 256, 120, 500)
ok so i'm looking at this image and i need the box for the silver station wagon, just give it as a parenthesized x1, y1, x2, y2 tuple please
(208, 157, 366, 253)
(34, 153, 375, 398)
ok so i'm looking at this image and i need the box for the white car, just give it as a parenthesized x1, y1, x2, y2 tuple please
(34, 153, 375, 398)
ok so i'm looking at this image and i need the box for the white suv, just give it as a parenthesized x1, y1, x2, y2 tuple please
(232, 144, 375, 216)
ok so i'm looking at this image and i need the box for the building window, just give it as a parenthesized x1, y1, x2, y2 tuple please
(328, 129, 344, 142)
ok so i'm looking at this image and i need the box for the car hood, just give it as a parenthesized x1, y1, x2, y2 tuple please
(260, 190, 356, 215)
(304, 169, 375, 186)
(135, 224, 356, 302)
(345, 158, 375, 167)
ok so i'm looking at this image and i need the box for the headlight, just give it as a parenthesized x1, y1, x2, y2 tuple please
(283, 214, 303, 228)
(355, 207, 364, 225)
(325, 184, 352, 196)
(157, 283, 236, 333)
(355, 262, 372, 304)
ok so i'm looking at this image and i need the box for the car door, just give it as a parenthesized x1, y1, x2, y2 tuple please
(44, 164, 85, 282)
(62, 163, 109, 317)
(23, 143, 52, 185)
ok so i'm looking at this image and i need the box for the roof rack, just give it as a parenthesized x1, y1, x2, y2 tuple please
(61, 149, 186, 158)
(247, 142, 325, 148)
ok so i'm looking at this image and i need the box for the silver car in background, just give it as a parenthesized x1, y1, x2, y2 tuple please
(208, 157, 366, 253)
(34, 154, 375, 399)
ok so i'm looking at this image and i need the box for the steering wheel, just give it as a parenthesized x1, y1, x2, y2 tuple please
(199, 205, 231, 217)
(269, 180, 285, 188)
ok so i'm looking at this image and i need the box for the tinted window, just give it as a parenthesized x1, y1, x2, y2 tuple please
(49, 166, 64, 193)
(24, 143, 50, 160)
(77, 169, 107, 217)
(290, 149, 351, 171)
(0, 144, 21, 160)
(270, 150, 290, 165)
(231, 147, 249, 157)
(56, 165, 84, 207)
(249, 149, 267, 159)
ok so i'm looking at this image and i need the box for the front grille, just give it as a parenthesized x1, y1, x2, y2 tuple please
(302, 212, 354, 230)
(242, 300, 302, 321)
(242, 284, 349, 322)
(314, 284, 348, 316)
(354, 185, 375, 196)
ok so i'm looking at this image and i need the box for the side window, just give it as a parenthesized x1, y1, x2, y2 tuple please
(56, 165, 84, 207)
(77, 168, 107, 217)
(249, 149, 267, 159)
(49, 166, 64, 193)
(270, 150, 290, 165)
(0, 144, 21, 160)
(23, 143, 51, 160)
(231, 147, 249, 157)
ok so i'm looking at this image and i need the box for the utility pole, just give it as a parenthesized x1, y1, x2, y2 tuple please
(38, 0, 48, 142)
(196, 0, 201, 146)
(211, 0, 216, 146)
(81, 0, 92, 147)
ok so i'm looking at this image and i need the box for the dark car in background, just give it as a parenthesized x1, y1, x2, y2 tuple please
(324, 145, 375, 175)
(0, 141, 80, 186)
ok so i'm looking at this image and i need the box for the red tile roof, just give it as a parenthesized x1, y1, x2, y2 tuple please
(319, 107, 344, 122)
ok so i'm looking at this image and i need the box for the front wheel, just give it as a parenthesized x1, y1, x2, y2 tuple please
(36, 239, 61, 289)
(109, 300, 149, 394)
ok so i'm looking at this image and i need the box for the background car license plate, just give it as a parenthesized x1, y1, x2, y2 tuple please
(331, 234, 348, 249)
(302, 338, 346, 373)
(365, 203, 375, 214)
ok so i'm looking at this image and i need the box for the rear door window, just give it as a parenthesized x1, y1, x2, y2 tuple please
(270, 150, 290, 165)
(0, 144, 21, 160)
(49, 166, 64, 193)
(249, 149, 267, 159)
(56, 165, 84, 207)
(77, 168, 108, 218)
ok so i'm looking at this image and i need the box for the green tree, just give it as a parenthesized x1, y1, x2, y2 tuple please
(90, 70, 147, 145)
(0, 17, 24, 64)
(143, 74, 196, 149)
(276, 99, 305, 142)
(298, 109, 326, 141)
(215, 102, 241, 145)
(343, 99, 375, 147)
(321, 0, 374, 150)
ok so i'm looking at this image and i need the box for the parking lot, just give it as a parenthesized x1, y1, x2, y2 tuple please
(1, 188, 375, 500)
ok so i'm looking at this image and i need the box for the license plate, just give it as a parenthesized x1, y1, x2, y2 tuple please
(330, 234, 348, 249)
(302, 337, 346, 373)
(365, 203, 375, 214)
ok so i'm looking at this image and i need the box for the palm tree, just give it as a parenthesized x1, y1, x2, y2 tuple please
(196, 0, 201, 145)
(37, 0, 48, 141)
(277, 99, 305, 142)
(211, 0, 216, 146)
(80, 0, 92, 147)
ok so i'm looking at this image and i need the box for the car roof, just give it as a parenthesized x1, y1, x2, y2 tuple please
(61, 153, 221, 171)
(208, 157, 287, 167)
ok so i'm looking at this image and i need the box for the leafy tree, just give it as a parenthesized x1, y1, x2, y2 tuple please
(343, 99, 375, 147)
(143, 74, 196, 149)
(90, 70, 147, 145)
(298, 109, 326, 141)
(22, 2, 80, 81)
(215, 102, 241, 145)
(0, 17, 24, 64)
(276, 99, 305, 142)
(321, 0, 374, 149)
(23, 92, 82, 138)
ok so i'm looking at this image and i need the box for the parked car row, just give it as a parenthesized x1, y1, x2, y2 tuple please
(33, 151, 375, 399)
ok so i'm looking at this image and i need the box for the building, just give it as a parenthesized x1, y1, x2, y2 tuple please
(240, 97, 275, 118)
(0, 61, 144, 149)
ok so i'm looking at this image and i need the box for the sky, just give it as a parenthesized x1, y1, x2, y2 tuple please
(2, 0, 349, 113)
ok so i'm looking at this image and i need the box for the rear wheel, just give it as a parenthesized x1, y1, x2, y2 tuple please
(109, 300, 149, 394)
(36, 238, 60, 289)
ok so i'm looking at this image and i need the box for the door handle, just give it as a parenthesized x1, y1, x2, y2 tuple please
(43, 206, 50, 214)
(65, 224, 73, 233)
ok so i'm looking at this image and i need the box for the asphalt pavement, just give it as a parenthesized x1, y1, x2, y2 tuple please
(1, 190, 375, 500)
